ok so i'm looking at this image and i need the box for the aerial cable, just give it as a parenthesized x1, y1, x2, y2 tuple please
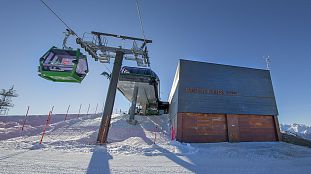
(39, 0, 112, 74)
(135, 0, 147, 43)
(135, 0, 151, 67)
(39, 0, 79, 38)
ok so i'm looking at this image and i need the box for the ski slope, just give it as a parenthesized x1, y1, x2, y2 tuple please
(1, 114, 311, 174)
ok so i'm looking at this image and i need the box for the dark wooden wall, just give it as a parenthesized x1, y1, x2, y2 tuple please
(176, 112, 281, 143)
(177, 113, 228, 143)
(237, 115, 277, 141)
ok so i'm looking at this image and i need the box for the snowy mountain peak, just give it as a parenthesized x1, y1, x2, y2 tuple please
(281, 123, 311, 140)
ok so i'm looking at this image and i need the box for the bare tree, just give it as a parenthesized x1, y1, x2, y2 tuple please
(0, 86, 18, 115)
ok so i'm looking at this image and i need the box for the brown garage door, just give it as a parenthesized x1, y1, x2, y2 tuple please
(179, 113, 228, 142)
(238, 115, 277, 142)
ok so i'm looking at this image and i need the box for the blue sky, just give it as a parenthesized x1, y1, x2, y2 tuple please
(1, 0, 310, 125)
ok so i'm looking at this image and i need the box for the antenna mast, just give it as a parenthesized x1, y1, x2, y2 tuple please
(264, 56, 271, 70)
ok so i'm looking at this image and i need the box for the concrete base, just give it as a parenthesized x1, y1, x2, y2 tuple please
(127, 119, 138, 125)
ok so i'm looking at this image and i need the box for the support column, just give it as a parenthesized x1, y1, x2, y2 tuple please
(141, 104, 147, 115)
(129, 85, 138, 121)
(97, 51, 124, 144)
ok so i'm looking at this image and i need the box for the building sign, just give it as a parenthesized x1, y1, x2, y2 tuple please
(185, 87, 238, 96)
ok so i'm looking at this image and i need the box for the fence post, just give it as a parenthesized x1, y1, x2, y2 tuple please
(86, 104, 90, 115)
(95, 103, 98, 115)
(171, 126, 175, 141)
(39, 106, 54, 144)
(154, 126, 158, 144)
(21, 106, 30, 131)
(64, 105, 70, 121)
(77, 104, 82, 118)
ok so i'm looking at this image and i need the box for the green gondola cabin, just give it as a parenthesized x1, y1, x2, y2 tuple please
(38, 47, 89, 83)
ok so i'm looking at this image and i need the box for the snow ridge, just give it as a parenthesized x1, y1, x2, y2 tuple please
(281, 123, 311, 140)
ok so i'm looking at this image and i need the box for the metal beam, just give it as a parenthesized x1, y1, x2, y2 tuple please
(97, 50, 124, 144)
(91, 31, 152, 43)
(96, 45, 136, 55)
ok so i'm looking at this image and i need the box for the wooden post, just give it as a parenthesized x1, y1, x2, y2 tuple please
(39, 106, 54, 144)
(21, 106, 30, 131)
(64, 105, 70, 121)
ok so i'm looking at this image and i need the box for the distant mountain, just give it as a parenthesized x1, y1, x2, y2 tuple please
(280, 123, 311, 140)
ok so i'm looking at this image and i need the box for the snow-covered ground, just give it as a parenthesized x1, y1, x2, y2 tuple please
(1, 114, 311, 174)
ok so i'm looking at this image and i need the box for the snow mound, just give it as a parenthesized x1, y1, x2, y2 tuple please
(1, 113, 311, 160)
(30, 143, 46, 150)
(171, 141, 198, 155)
(2, 113, 311, 174)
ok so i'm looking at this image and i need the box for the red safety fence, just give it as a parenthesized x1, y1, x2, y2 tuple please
(171, 126, 175, 141)
(21, 106, 30, 131)
(39, 107, 54, 144)
(64, 105, 70, 121)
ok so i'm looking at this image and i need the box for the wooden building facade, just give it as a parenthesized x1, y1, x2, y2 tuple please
(169, 60, 281, 143)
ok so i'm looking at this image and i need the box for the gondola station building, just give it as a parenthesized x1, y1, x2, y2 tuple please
(169, 59, 281, 143)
